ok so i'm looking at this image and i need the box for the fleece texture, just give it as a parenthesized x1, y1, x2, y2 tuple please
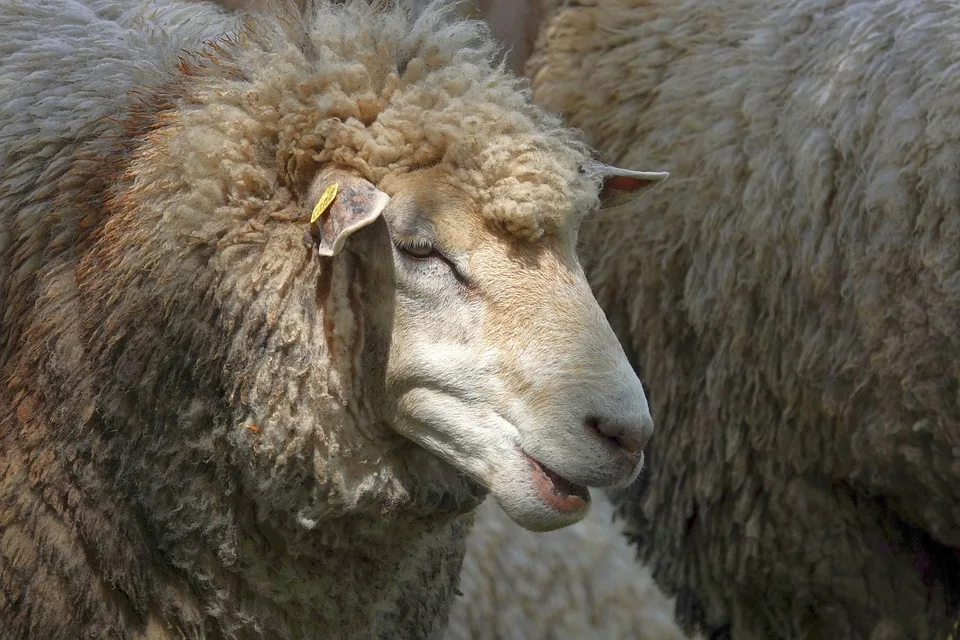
(527, 0, 960, 638)
(0, 1, 600, 638)
(445, 493, 697, 640)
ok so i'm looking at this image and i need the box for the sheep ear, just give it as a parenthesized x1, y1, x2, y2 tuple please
(307, 171, 390, 257)
(584, 160, 670, 210)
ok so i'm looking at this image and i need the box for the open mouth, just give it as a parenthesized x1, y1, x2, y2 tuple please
(522, 451, 591, 513)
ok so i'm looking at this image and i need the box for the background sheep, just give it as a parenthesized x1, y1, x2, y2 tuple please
(445, 492, 697, 640)
(402, 0, 539, 75)
(217, 0, 536, 75)
(511, 0, 960, 638)
(0, 1, 657, 637)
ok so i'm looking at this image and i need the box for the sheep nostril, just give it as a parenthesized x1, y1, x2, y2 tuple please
(612, 432, 645, 456)
(587, 418, 648, 458)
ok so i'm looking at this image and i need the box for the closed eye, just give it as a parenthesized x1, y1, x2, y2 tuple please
(395, 238, 471, 288)
(397, 237, 436, 259)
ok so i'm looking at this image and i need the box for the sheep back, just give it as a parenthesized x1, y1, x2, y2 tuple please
(528, 0, 960, 637)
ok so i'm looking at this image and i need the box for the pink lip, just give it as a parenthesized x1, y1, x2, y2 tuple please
(522, 452, 591, 512)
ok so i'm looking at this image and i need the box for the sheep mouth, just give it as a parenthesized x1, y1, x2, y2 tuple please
(522, 451, 591, 513)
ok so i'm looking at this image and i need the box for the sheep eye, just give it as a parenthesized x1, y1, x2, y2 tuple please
(396, 237, 470, 286)
(398, 238, 436, 259)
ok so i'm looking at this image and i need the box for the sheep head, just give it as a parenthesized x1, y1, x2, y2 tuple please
(297, 162, 655, 532)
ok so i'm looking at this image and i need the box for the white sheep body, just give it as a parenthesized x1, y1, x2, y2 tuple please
(445, 493, 696, 640)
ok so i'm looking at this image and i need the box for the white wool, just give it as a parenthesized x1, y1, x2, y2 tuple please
(445, 493, 698, 640)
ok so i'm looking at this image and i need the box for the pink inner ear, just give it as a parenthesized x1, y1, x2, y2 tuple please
(603, 175, 650, 193)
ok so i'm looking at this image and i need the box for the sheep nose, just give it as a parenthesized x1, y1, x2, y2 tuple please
(587, 415, 653, 462)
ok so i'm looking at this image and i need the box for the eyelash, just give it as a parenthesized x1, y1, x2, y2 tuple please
(398, 237, 436, 260)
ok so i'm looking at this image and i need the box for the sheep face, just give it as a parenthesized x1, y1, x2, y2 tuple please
(308, 165, 653, 532)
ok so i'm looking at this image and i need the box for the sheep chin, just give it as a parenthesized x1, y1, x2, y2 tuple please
(486, 451, 594, 533)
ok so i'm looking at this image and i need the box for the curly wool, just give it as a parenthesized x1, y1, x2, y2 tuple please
(444, 493, 697, 640)
(527, 0, 960, 638)
(195, 0, 598, 241)
(0, 1, 601, 638)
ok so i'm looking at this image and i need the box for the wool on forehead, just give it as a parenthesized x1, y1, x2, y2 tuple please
(153, 0, 600, 240)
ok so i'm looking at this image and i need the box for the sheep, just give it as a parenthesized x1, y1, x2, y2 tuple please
(444, 492, 697, 640)
(484, 0, 960, 638)
(0, 1, 664, 638)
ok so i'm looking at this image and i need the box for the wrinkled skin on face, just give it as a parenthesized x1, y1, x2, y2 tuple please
(312, 166, 654, 531)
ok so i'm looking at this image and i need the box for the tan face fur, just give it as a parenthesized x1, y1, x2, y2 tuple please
(317, 166, 654, 531)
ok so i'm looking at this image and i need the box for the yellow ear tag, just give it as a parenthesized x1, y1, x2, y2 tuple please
(310, 183, 339, 224)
